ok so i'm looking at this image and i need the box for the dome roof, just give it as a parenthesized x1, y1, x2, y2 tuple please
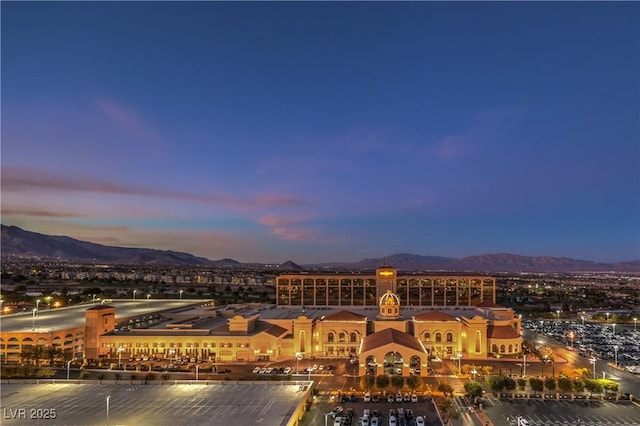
(380, 290, 400, 306)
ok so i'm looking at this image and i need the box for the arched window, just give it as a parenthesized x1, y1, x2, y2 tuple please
(508, 344, 513, 353)
(500, 344, 505, 353)
(299, 330, 306, 353)
(475, 331, 481, 353)
(327, 332, 334, 343)
(446, 332, 453, 343)
(424, 332, 431, 342)
(514, 343, 518, 352)
(435, 333, 442, 343)
(491, 344, 498, 353)
(350, 332, 357, 343)
(339, 332, 346, 343)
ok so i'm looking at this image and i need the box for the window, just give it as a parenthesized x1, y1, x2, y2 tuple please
(327, 332, 334, 343)
(350, 333, 357, 343)
(435, 333, 442, 343)
(446, 332, 453, 343)
(500, 344, 505, 353)
(491, 344, 498, 353)
(339, 332, 346, 343)
(424, 332, 431, 342)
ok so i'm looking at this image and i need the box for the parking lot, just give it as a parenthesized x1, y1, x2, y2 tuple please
(304, 393, 443, 426)
(482, 396, 640, 425)
(0, 381, 311, 426)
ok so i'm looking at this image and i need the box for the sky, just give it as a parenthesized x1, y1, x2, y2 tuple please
(2, 2, 639, 264)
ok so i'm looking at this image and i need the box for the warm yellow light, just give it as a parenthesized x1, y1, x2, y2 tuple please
(379, 271, 394, 277)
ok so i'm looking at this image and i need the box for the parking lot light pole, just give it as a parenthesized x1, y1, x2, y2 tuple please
(106, 395, 111, 426)
(612, 323, 616, 336)
(471, 368, 477, 381)
(590, 357, 596, 378)
(196, 365, 199, 381)
(323, 412, 331, 426)
(614, 345, 618, 367)
(133, 290, 137, 300)
(634, 317, 638, 332)
(146, 294, 151, 310)
(117, 346, 124, 368)
(32, 308, 37, 331)
(67, 360, 72, 380)
(523, 354, 527, 377)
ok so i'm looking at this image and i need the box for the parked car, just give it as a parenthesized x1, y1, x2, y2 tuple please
(389, 415, 397, 426)
(252, 367, 261, 374)
(411, 393, 418, 403)
(330, 406, 344, 417)
(415, 416, 425, 426)
(364, 392, 371, 402)
(387, 394, 395, 403)
(283, 367, 292, 374)
(395, 392, 403, 402)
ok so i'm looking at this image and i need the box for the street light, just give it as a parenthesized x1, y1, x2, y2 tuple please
(590, 356, 597, 378)
(32, 308, 37, 331)
(580, 316, 585, 325)
(634, 318, 638, 332)
(295, 352, 303, 374)
(67, 360, 72, 380)
(36, 299, 41, 316)
(196, 365, 199, 381)
(133, 290, 137, 300)
(606, 312, 610, 322)
(146, 294, 151, 310)
(453, 352, 462, 375)
(323, 412, 331, 426)
(471, 368, 477, 381)
(106, 395, 111, 426)
(522, 354, 527, 377)
(614, 345, 618, 367)
(567, 331, 575, 349)
(117, 346, 124, 368)
(556, 310, 561, 321)
(180, 290, 183, 300)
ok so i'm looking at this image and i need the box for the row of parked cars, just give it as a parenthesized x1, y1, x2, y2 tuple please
(364, 392, 419, 403)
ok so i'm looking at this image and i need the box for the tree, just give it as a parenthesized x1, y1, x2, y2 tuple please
(486, 375, 506, 395)
(529, 378, 544, 393)
(544, 377, 557, 392)
(481, 365, 493, 376)
(464, 381, 483, 399)
(504, 377, 516, 392)
(584, 379, 603, 396)
(516, 378, 527, 392)
(360, 375, 375, 391)
(557, 377, 573, 394)
(572, 379, 585, 394)
(599, 379, 618, 396)
(406, 375, 422, 391)
(391, 375, 404, 391)
(438, 383, 454, 398)
(376, 375, 390, 393)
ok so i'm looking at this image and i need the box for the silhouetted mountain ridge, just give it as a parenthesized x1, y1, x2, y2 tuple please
(2, 225, 638, 272)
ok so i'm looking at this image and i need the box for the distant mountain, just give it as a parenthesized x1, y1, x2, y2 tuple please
(306, 253, 640, 273)
(1, 225, 218, 266)
(2, 225, 638, 272)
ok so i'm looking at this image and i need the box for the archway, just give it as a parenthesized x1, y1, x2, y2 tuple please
(409, 355, 421, 375)
(366, 355, 377, 375)
(383, 351, 403, 375)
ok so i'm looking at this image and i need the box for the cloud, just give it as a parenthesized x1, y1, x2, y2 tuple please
(95, 99, 164, 148)
(258, 215, 319, 242)
(0, 206, 86, 218)
(2, 166, 307, 210)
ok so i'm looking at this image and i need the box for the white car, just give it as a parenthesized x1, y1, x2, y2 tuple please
(363, 409, 371, 417)
(364, 392, 371, 402)
(370, 417, 379, 426)
(395, 393, 403, 402)
(252, 367, 261, 374)
(333, 416, 342, 426)
(415, 416, 425, 426)
(389, 415, 397, 426)
(330, 406, 344, 418)
(283, 367, 292, 374)
(411, 393, 418, 403)
(362, 416, 370, 426)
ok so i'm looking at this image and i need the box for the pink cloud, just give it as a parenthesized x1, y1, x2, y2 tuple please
(2, 166, 307, 210)
(95, 99, 163, 147)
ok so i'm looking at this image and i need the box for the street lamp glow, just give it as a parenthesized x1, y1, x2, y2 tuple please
(556, 310, 560, 320)
(471, 368, 477, 381)
(133, 290, 137, 300)
(452, 352, 462, 375)
(180, 290, 183, 300)
(589, 356, 597, 378)
(146, 294, 151, 310)
(32, 308, 37, 331)
(117, 346, 125, 368)
(606, 312, 610, 321)
(612, 323, 616, 336)
(634, 318, 638, 332)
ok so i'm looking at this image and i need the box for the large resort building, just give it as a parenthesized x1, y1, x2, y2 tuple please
(1, 266, 522, 377)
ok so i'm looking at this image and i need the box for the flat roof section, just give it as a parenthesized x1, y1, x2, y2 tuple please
(0, 381, 312, 426)
(0, 300, 209, 333)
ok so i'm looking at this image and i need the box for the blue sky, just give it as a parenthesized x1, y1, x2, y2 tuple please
(2, 2, 639, 263)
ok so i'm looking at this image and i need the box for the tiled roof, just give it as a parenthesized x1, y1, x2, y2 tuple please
(412, 311, 457, 322)
(477, 301, 503, 308)
(487, 325, 520, 339)
(322, 310, 367, 322)
(264, 324, 288, 337)
(361, 328, 426, 353)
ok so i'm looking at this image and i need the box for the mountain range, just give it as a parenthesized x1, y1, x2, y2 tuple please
(2, 224, 638, 273)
